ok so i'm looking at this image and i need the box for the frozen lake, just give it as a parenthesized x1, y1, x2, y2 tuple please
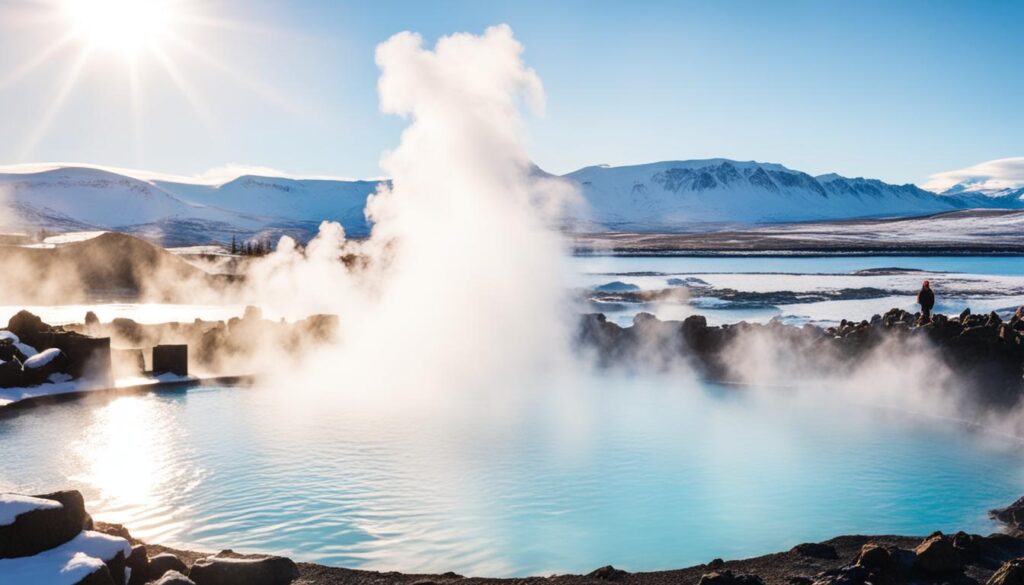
(1, 375, 1022, 576)
(571, 255, 1024, 327)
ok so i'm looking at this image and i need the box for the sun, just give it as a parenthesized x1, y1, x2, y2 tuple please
(63, 0, 175, 53)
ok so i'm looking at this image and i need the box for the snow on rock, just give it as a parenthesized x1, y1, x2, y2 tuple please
(23, 348, 62, 369)
(0, 331, 19, 343)
(0, 530, 132, 585)
(0, 378, 93, 408)
(15, 342, 37, 358)
(0, 372, 198, 408)
(0, 495, 62, 527)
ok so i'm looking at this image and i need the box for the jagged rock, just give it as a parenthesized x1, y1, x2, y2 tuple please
(698, 570, 765, 585)
(990, 312, 1005, 327)
(188, 555, 300, 585)
(854, 543, 894, 571)
(154, 570, 197, 585)
(0, 490, 91, 558)
(792, 542, 839, 560)
(76, 564, 117, 585)
(992, 497, 1024, 533)
(961, 308, 972, 321)
(126, 544, 150, 585)
(6, 310, 54, 347)
(149, 552, 189, 580)
(587, 565, 629, 581)
(914, 533, 962, 574)
(110, 318, 145, 346)
(0, 357, 23, 388)
(989, 558, 1024, 585)
(813, 566, 868, 585)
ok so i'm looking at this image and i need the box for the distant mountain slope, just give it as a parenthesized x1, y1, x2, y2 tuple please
(154, 175, 380, 235)
(0, 167, 378, 245)
(564, 159, 1024, 231)
(1, 160, 1022, 244)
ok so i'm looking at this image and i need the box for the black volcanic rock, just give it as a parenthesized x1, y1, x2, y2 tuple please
(188, 555, 299, 585)
(792, 543, 839, 560)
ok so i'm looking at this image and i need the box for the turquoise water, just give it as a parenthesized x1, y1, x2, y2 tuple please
(2, 378, 1023, 576)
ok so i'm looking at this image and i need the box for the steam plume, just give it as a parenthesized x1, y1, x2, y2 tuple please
(250, 25, 577, 405)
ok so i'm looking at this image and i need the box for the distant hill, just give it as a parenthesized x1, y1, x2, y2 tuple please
(1, 160, 1022, 245)
(0, 232, 223, 302)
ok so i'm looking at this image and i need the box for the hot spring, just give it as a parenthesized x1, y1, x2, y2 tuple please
(2, 373, 1022, 577)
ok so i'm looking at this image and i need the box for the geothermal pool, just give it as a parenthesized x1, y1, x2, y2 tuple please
(2, 376, 1023, 576)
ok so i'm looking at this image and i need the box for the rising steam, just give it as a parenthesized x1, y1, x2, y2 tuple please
(246, 25, 579, 405)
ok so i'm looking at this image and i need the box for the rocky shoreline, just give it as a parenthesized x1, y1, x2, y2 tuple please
(8, 489, 1024, 585)
(578, 306, 1024, 408)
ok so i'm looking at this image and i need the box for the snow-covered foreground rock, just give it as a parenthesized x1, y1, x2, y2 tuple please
(0, 490, 131, 584)
(2, 160, 1022, 245)
(0, 490, 299, 584)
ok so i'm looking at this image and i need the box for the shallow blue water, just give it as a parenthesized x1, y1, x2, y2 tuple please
(2, 378, 1023, 576)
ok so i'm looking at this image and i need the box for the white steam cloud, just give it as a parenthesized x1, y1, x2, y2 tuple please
(247, 25, 578, 407)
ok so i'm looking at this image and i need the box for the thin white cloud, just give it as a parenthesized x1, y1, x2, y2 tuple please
(922, 157, 1024, 194)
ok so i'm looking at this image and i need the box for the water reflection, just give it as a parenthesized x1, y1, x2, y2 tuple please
(69, 396, 203, 543)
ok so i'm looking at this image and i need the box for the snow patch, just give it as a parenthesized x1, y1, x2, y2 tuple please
(23, 348, 61, 369)
(15, 342, 37, 357)
(0, 530, 132, 585)
(0, 331, 19, 343)
(0, 494, 62, 526)
(42, 231, 107, 245)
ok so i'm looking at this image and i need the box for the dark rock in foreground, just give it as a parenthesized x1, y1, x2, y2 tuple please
(188, 554, 300, 585)
(154, 570, 197, 585)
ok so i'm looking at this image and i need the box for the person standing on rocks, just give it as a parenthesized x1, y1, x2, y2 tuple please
(917, 280, 935, 323)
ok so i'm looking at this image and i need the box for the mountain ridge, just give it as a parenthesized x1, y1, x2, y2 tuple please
(2, 159, 1022, 245)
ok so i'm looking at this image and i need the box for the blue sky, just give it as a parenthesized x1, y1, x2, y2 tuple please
(1, 0, 1021, 185)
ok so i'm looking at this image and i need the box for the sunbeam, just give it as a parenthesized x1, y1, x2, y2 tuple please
(18, 45, 93, 161)
(0, 31, 76, 91)
(149, 44, 216, 130)
(165, 32, 309, 117)
(0, 0, 307, 162)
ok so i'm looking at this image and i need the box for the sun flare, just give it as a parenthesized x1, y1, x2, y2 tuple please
(63, 0, 175, 53)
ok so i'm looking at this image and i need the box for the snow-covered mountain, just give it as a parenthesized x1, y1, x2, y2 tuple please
(939, 182, 1024, 199)
(2, 160, 1022, 245)
(564, 159, 1024, 231)
(0, 166, 380, 245)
